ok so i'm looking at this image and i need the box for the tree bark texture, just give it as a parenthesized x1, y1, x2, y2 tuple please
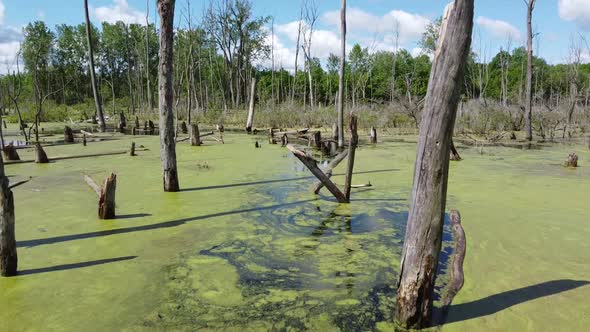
(343, 113, 358, 201)
(0, 153, 16, 277)
(35, 142, 49, 163)
(524, 0, 535, 141)
(246, 77, 257, 133)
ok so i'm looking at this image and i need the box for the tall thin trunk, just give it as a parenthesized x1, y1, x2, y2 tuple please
(292, 12, 303, 104)
(337, 0, 346, 148)
(84, 0, 106, 132)
(146, 0, 154, 110)
(158, 0, 179, 192)
(395, 0, 474, 328)
(524, 0, 535, 141)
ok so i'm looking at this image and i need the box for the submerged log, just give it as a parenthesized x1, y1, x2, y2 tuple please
(450, 139, 462, 161)
(343, 114, 359, 201)
(370, 126, 377, 144)
(0, 168, 17, 277)
(64, 126, 74, 143)
(287, 144, 347, 203)
(34, 142, 49, 163)
(442, 209, 466, 307)
(3, 144, 20, 161)
(312, 149, 349, 194)
(564, 152, 578, 168)
(191, 123, 201, 146)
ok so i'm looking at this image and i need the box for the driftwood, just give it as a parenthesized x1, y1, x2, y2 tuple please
(287, 144, 348, 203)
(84, 173, 117, 219)
(564, 153, 578, 167)
(442, 209, 466, 307)
(395, 0, 474, 329)
(64, 126, 74, 143)
(450, 139, 462, 161)
(370, 126, 377, 144)
(343, 114, 359, 201)
(34, 142, 49, 163)
(3, 144, 20, 161)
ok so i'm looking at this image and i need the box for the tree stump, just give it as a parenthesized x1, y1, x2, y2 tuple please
(0, 174, 17, 277)
(311, 131, 322, 149)
(148, 120, 155, 135)
(191, 123, 201, 146)
(132, 127, 137, 136)
(3, 144, 20, 161)
(130, 142, 136, 156)
(64, 126, 74, 143)
(34, 143, 49, 163)
(83, 134, 87, 146)
(370, 126, 377, 144)
(98, 173, 117, 219)
(119, 112, 127, 133)
(564, 153, 578, 168)
(268, 128, 276, 144)
(281, 134, 288, 147)
(135, 116, 140, 128)
(181, 121, 188, 134)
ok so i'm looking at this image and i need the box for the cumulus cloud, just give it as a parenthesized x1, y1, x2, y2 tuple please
(0, 1, 23, 73)
(476, 16, 522, 41)
(559, 0, 590, 30)
(93, 0, 145, 25)
(274, 21, 342, 68)
(323, 8, 430, 45)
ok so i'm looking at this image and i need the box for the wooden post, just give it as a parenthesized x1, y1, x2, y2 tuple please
(191, 123, 201, 146)
(370, 126, 377, 144)
(395, 1, 474, 329)
(0, 154, 17, 277)
(130, 142, 136, 156)
(246, 77, 257, 133)
(34, 142, 49, 163)
(157, 0, 179, 192)
(3, 144, 20, 161)
(343, 114, 358, 201)
(64, 126, 74, 143)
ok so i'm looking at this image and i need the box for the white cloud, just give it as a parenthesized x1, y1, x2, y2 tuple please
(476, 16, 522, 41)
(559, 0, 590, 30)
(323, 8, 430, 45)
(0, 1, 4, 25)
(93, 0, 145, 25)
(0, 1, 23, 74)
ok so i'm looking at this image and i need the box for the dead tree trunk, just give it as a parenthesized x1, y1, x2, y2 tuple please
(35, 142, 49, 163)
(312, 148, 348, 194)
(395, 1, 474, 329)
(246, 77, 257, 133)
(190, 123, 201, 146)
(84, 173, 117, 219)
(524, 0, 536, 141)
(0, 155, 17, 277)
(311, 131, 322, 149)
(119, 112, 127, 133)
(370, 126, 377, 144)
(84, 0, 107, 132)
(180, 121, 188, 134)
(337, 0, 346, 148)
(64, 126, 74, 143)
(158, 0, 180, 192)
(450, 139, 462, 161)
(3, 145, 20, 161)
(343, 113, 358, 201)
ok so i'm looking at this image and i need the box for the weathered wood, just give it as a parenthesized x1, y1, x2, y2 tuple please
(312, 148, 349, 194)
(84, 175, 102, 196)
(370, 126, 377, 144)
(337, 0, 346, 148)
(180, 121, 188, 134)
(395, 1, 474, 329)
(34, 142, 49, 163)
(246, 77, 257, 133)
(158, 0, 180, 192)
(80, 130, 94, 137)
(450, 139, 462, 161)
(130, 142, 136, 156)
(274, 128, 309, 136)
(343, 114, 358, 201)
(148, 120, 156, 135)
(281, 134, 288, 147)
(268, 128, 276, 144)
(287, 144, 347, 203)
(524, 0, 535, 141)
(135, 116, 140, 128)
(98, 173, 117, 219)
(311, 131, 322, 149)
(332, 123, 339, 141)
(64, 126, 74, 143)
(191, 123, 201, 146)
(564, 152, 578, 167)
(442, 209, 466, 307)
(3, 144, 20, 161)
(0, 172, 17, 277)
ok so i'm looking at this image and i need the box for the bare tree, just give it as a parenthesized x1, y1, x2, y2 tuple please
(158, 0, 180, 192)
(524, 0, 536, 141)
(146, 0, 154, 110)
(395, 0, 474, 328)
(84, 0, 107, 132)
(291, 5, 303, 104)
(337, 0, 346, 148)
(301, 0, 318, 109)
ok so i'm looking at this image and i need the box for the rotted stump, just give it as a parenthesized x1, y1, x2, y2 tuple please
(268, 128, 276, 144)
(281, 134, 288, 147)
(0, 175, 17, 277)
(148, 120, 155, 135)
(190, 123, 201, 146)
(3, 144, 20, 161)
(83, 134, 87, 146)
(370, 126, 377, 144)
(64, 126, 74, 143)
(130, 142, 136, 156)
(34, 143, 49, 163)
(99, 173, 117, 219)
(181, 121, 188, 134)
(311, 131, 322, 149)
(564, 153, 578, 168)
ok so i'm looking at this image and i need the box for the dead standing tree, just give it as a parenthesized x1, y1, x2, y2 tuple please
(246, 77, 257, 133)
(158, 0, 180, 192)
(0, 153, 17, 277)
(395, 0, 473, 329)
(524, 0, 536, 141)
(84, 0, 107, 132)
(337, 0, 346, 148)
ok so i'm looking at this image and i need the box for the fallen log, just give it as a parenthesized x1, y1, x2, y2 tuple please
(5, 150, 146, 165)
(274, 128, 309, 136)
(34, 143, 49, 163)
(80, 130, 95, 137)
(84, 173, 117, 219)
(8, 178, 31, 190)
(312, 149, 349, 194)
(287, 144, 347, 203)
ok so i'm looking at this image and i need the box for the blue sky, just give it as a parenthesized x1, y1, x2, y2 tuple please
(1, 0, 590, 72)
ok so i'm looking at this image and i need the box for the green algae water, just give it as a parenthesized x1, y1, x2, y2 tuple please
(0, 130, 589, 331)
